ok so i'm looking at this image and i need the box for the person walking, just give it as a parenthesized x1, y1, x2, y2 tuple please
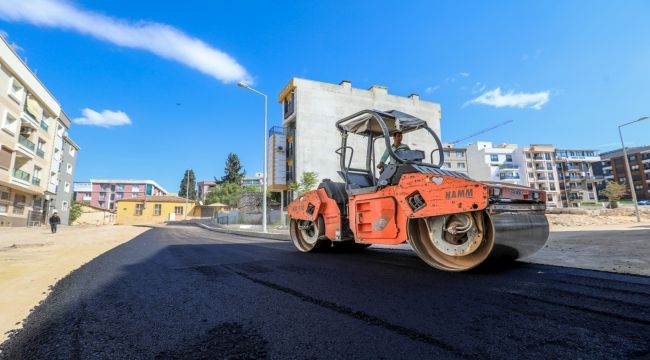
(49, 211, 61, 233)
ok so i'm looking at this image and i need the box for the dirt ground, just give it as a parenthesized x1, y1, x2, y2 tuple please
(0, 225, 150, 343)
(1, 210, 650, 343)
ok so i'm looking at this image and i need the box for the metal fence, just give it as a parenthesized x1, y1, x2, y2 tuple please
(214, 209, 286, 225)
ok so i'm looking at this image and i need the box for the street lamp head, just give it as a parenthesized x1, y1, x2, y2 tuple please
(237, 81, 249, 89)
(638, 116, 649, 122)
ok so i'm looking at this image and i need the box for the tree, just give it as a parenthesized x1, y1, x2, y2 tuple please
(68, 202, 83, 225)
(178, 169, 197, 200)
(205, 182, 242, 207)
(288, 171, 319, 197)
(599, 181, 627, 208)
(221, 153, 245, 184)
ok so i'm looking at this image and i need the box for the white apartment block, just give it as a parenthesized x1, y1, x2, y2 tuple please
(275, 78, 441, 199)
(0, 36, 77, 227)
(466, 141, 523, 185)
(517, 145, 561, 207)
(463, 142, 598, 208)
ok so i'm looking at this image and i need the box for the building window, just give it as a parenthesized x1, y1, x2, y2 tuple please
(548, 195, 553, 201)
(154, 204, 161, 216)
(443, 162, 451, 168)
(61, 201, 69, 211)
(490, 155, 499, 162)
(443, 151, 450, 158)
(135, 203, 144, 216)
(0, 146, 12, 170)
(528, 173, 534, 178)
(505, 154, 512, 162)
(0, 190, 9, 213)
(64, 182, 71, 193)
(175, 206, 184, 215)
(3, 112, 19, 135)
(8, 78, 25, 103)
(457, 163, 466, 169)
(456, 151, 464, 158)
(13, 194, 26, 215)
(69, 147, 76, 157)
(283, 91, 295, 118)
(66, 163, 73, 174)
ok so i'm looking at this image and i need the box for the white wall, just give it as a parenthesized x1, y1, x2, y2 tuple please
(286, 78, 441, 184)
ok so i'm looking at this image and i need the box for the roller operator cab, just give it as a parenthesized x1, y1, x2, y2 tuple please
(287, 110, 549, 271)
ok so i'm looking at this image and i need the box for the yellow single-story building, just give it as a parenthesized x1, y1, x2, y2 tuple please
(116, 195, 195, 225)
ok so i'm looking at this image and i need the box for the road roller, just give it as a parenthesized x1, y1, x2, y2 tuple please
(287, 109, 549, 271)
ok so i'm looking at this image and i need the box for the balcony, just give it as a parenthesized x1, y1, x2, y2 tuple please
(12, 168, 31, 182)
(499, 164, 519, 170)
(32, 177, 41, 186)
(36, 148, 45, 158)
(40, 120, 49, 131)
(18, 136, 36, 151)
(499, 174, 521, 180)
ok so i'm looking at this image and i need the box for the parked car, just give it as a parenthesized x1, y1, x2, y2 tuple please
(638, 200, 650, 205)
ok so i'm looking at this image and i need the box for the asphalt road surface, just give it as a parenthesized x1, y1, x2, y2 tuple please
(1, 225, 648, 359)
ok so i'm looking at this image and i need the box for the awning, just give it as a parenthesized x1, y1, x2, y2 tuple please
(337, 110, 428, 137)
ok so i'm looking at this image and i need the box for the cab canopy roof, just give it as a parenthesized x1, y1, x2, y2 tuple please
(336, 109, 429, 137)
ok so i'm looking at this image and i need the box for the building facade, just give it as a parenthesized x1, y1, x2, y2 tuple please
(197, 180, 217, 201)
(73, 179, 167, 211)
(466, 142, 523, 185)
(442, 145, 469, 176)
(518, 145, 561, 207)
(554, 149, 600, 207)
(116, 195, 193, 225)
(276, 78, 442, 200)
(46, 112, 80, 225)
(599, 146, 650, 201)
(0, 35, 78, 227)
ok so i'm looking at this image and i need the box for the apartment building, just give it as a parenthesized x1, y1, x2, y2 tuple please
(517, 145, 561, 207)
(73, 179, 167, 210)
(0, 36, 78, 227)
(466, 141, 523, 185)
(442, 145, 469, 176)
(554, 149, 600, 207)
(599, 146, 650, 201)
(276, 78, 441, 200)
(197, 180, 217, 201)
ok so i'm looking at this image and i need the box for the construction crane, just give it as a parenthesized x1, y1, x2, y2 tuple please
(447, 119, 514, 146)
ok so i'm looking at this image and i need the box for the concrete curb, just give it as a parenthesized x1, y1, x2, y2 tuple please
(171, 220, 291, 241)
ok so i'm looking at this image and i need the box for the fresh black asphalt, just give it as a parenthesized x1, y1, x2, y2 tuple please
(1, 225, 648, 359)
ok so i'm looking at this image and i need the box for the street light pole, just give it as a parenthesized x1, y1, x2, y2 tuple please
(185, 169, 190, 220)
(238, 82, 268, 233)
(618, 116, 649, 223)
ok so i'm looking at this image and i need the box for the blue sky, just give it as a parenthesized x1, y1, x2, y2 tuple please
(1, 0, 649, 192)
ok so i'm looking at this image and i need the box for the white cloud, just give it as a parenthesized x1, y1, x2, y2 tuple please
(0, 0, 252, 84)
(72, 108, 131, 127)
(459, 72, 470, 77)
(465, 87, 550, 110)
(425, 85, 440, 93)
